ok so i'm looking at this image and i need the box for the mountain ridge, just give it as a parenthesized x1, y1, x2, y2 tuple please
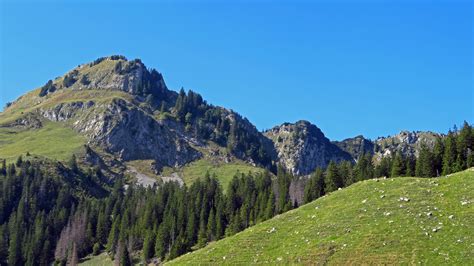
(1, 55, 446, 178)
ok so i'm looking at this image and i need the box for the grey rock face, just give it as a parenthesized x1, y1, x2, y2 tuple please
(265, 120, 352, 175)
(40, 98, 200, 171)
(333, 135, 375, 161)
(374, 131, 441, 159)
(335, 131, 442, 162)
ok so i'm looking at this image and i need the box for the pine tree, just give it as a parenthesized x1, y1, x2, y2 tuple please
(416, 144, 435, 177)
(121, 245, 132, 266)
(8, 222, 22, 266)
(0, 225, 7, 265)
(405, 154, 416, 176)
(303, 168, 324, 203)
(354, 153, 374, 181)
(207, 209, 216, 241)
(15, 155, 22, 167)
(215, 202, 224, 240)
(442, 133, 457, 175)
(106, 215, 121, 254)
(390, 152, 404, 177)
(339, 161, 354, 186)
(325, 161, 342, 193)
(142, 231, 155, 263)
(433, 137, 444, 176)
(69, 154, 79, 173)
(0, 159, 6, 176)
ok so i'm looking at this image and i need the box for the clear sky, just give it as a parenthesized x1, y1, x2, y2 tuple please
(0, 1, 472, 140)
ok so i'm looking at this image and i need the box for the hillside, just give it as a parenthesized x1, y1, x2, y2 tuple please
(168, 169, 474, 265)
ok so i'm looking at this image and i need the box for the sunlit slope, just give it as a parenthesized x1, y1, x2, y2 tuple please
(169, 169, 474, 265)
(0, 121, 86, 163)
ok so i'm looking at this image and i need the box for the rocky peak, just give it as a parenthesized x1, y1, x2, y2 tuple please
(38, 55, 170, 100)
(374, 130, 441, 159)
(265, 120, 352, 175)
(333, 135, 375, 161)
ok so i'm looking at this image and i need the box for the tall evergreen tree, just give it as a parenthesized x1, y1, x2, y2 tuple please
(442, 133, 457, 175)
(303, 168, 325, 203)
(390, 152, 405, 177)
(416, 144, 435, 177)
(325, 161, 343, 193)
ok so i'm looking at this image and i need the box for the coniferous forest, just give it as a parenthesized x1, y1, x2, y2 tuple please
(0, 122, 472, 265)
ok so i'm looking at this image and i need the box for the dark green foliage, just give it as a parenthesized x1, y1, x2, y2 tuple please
(63, 73, 77, 87)
(304, 168, 325, 203)
(172, 88, 273, 169)
(69, 154, 79, 173)
(4, 102, 12, 110)
(1, 159, 79, 266)
(92, 243, 101, 256)
(276, 165, 292, 213)
(442, 132, 457, 175)
(390, 152, 405, 177)
(374, 156, 391, 178)
(0, 159, 5, 176)
(324, 161, 343, 193)
(416, 144, 435, 177)
(39, 80, 56, 97)
(120, 244, 132, 266)
(80, 75, 90, 85)
(354, 153, 373, 181)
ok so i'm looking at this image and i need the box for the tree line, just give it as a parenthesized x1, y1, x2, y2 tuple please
(0, 158, 295, 265)
(304, 121, 473, 203)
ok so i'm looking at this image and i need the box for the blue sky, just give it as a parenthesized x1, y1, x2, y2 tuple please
(0, 1, 472, 140)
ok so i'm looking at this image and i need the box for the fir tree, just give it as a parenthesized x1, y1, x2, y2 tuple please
(325, 161, 343, 193)
(390, 152, 404, 177)
(442, 133, 457, 175)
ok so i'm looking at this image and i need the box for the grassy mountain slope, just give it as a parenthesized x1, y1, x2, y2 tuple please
(178, 158, 266, 189)
(0, 120, 86, 162)
(169, 169, 474, 265)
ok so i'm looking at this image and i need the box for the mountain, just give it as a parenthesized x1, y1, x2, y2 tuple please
(1, 56, 274, 178)
(0, 55, 450, 185)
(2, 55, 379, 181)
(264, 120, 352, 175)
(168, 168, 474, 265)
(333, 135, 375, 161)
(334, 131, 442, 162)
(1, 55, 472, 266)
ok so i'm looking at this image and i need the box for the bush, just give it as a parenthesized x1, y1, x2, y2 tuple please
(62, 74, 76, 87)
(4, 102, 12, 110)
(79, 75, 90, 85)
(39, 80, 56, 97)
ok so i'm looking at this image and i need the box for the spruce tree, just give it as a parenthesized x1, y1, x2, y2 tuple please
(142, 231, 155, 263)
(0, 159, 6, 176)
(442, 133, 457, 175)
(120, 244, 132, 266)
(416, 144, 435, 177)
(325, 161, 342, 193)
(303, 168, 324, 203)
(390, 152, 404, 177)
(207, 209, 216, 241)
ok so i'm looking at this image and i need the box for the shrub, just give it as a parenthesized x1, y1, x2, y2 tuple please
(39, 80, 56, 97)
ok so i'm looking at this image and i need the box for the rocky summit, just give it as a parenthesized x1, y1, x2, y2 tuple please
(265, 120, 352, 175)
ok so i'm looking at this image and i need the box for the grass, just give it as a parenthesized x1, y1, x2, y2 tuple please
(79, 253, 113, 266)
(179, 159, 267, 190)
(168, 169, 474, 265)
(0, 121, 86, 163)
(0, 89, 135, 126)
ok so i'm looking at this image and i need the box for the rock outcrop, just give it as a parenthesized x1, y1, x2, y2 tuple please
(264, 120, 352, 175)
(333, 135, 375, 161)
